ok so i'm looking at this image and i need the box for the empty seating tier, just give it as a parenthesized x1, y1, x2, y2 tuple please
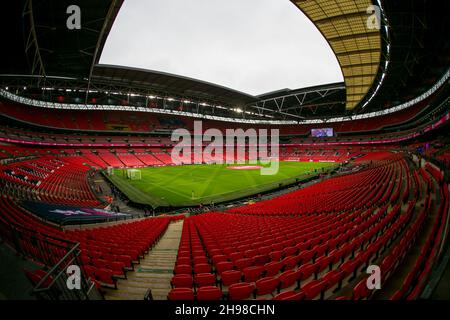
(168, 156, 448, 300)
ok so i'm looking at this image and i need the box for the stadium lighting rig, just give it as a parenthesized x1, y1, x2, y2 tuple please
(360, 0, 391, 111)
(1, 68, 447, 125)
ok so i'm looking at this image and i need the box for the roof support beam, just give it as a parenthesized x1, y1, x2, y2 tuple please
(85, 0, 123, 104)
(23, 0, 46, 84)
(336, 48, 380, 57)
(315, 11, 369, 24)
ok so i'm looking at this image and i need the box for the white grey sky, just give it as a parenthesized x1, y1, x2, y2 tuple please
(100, 0, 343, 96)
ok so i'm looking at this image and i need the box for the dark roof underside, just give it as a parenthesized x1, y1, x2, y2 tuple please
(0, 0, 122, 78)
(0, 0, 448, 119)
(92, 65, 258, 106)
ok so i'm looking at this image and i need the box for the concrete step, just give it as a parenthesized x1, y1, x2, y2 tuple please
(104, 220, 183, 300)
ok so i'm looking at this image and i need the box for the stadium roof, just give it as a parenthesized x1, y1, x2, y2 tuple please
(92, 65, 258, 107)
(0, 0, 123, 79)
(0, 0, 448, 121)
(292, 0, 382, 110)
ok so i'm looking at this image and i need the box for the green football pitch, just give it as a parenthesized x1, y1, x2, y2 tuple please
(107, 162, 336, 208)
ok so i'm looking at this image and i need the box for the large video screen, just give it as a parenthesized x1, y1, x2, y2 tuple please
(311, 128, 334, 137)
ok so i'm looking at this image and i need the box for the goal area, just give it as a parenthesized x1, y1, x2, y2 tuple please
(126, 169, 142, 180)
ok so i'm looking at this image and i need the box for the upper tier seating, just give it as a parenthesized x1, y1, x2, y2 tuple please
(134, 153, 164, 166)
(0, 95, 432, 135)
(98, 152, 124, 167)
(115, 154, 144, 167)
(0, 122, 422, 148)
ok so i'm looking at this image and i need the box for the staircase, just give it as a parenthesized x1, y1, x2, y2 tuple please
(104, 220, 183, 300)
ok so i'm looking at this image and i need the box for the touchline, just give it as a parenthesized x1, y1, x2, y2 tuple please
(171, 120, 280, 175)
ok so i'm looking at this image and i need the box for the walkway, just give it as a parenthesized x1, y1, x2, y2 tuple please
(104, 220, 183, 300)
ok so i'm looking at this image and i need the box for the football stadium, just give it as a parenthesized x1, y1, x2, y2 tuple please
(0, 0, 449, 309)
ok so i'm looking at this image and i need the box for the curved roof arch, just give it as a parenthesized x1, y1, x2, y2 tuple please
(292, 0, 382, 110)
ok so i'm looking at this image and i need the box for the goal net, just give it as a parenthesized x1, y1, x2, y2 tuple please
(107, 167, 114, 176)
(126, 169, 142, 180)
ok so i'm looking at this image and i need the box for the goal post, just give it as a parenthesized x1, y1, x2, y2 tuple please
(126, 169, 142, 180)
(107, 167, 114, 176)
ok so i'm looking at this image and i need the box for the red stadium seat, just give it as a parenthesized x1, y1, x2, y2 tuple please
(353, 278, 372, 300)
(171, 274, 193, 289)
(278, 269, 300, 292)
(255, 276, 280, 296)
(220, 270, 242, 287)
(95, 268, 117, 288)
(322, 270, 345, 298)
(176, 257, 191, 266)
(229, 252, 244, 262)
(281, 255, 301, 271)
(316, 255, 333, 276)
(174, 264, 192, 275)
(109, 261, 127, 277)
(298, 249, 316, 265)
(197, 286, 223, 301)
(211, 255, 228, 265)
(297, 262, 318, 286)
(272, 290, 305, 300)
(195, 273, 216, 288)
(253, 254, 270, 266)
(243, 266, 264, 283)
(264, 261, 283, 277)
(168, 288, 195, 300)
(228, 282, 255, 300)
(302, 279, 328, 300)
(193, 256, 209, 265)
(194, 263, 212, 274)
(215, 261, 233, 275)
(283, 246, 298, 257)
(269, 250, 283, 262)
(234, 258, 253, 270)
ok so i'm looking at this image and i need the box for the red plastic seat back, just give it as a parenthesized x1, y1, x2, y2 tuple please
(168, 288, 195, 300)
(264, 261, 283, 277)
(195, 273, 216, 288)
(215, 261, 233, 275)
(228, 282, 255, 300)
(221, 270, 242, 287)
(197, 286, 222, 301)
(171, 274, 193, 288)
(243, 266, 264, 282)
(174, 264, 192, 275)
(194, 263, 212, 274)
(234, 258, 253, 270)
(278, 269, 299, 289)
(298, 262, 318, 281)
(353, 278, 372, 300)
(273, 290, 305, 300)
(255, 276, 280, 295)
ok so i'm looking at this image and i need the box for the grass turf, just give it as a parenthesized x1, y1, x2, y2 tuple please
(107, 161, 335, 207)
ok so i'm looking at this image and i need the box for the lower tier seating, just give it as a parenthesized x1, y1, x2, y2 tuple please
(168, 156, 448, 300)
(0, 195, 177, 289)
